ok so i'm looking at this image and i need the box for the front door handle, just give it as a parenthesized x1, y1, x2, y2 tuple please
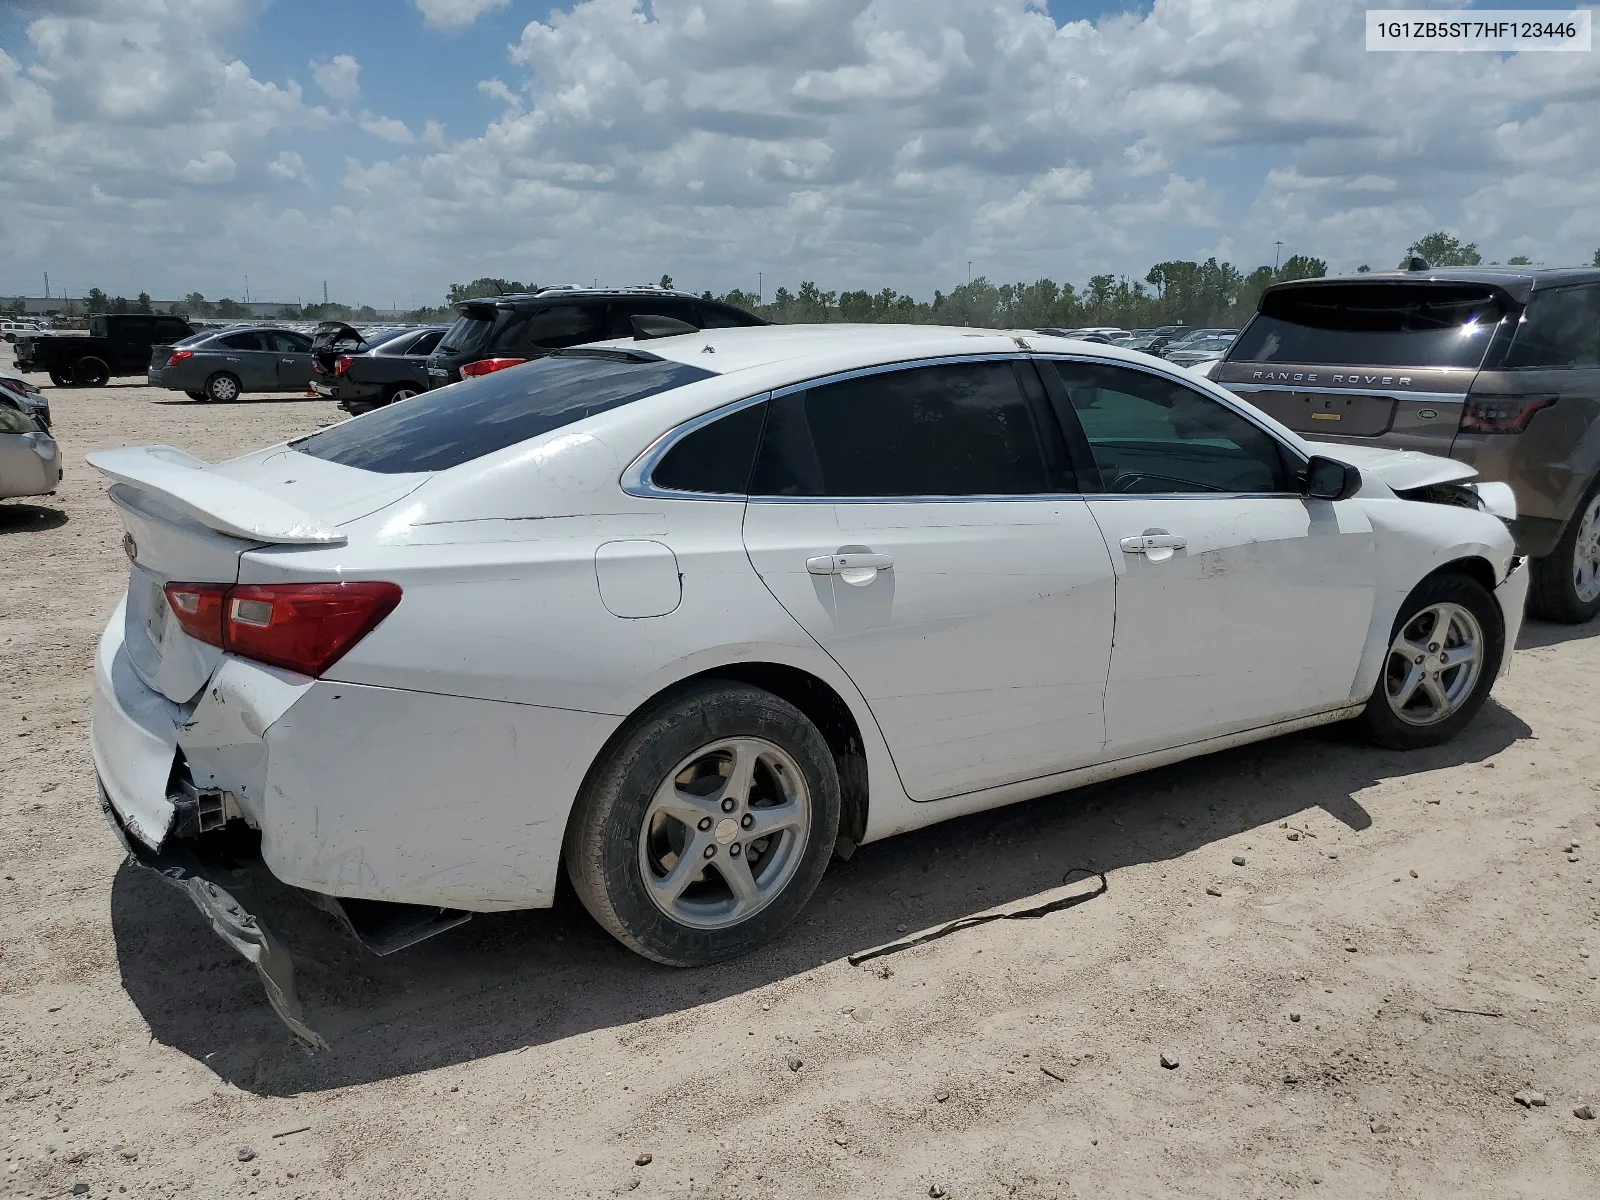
(1119, 530, 1187, 554)
(806, 552, 893, 575)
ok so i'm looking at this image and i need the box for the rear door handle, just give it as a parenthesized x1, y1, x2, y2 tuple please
(1119, 531, 1187, 554)
(806, 552, 893, 575)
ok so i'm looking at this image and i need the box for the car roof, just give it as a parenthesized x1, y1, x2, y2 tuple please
(1263, 266, 1600, 305)
(584, 322, 1191, 380)
(462, 285, 709, 307)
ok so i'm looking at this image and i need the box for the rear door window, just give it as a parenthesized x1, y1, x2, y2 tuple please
(749, 361, 1054, 497)
(1503, 285, 1600, 368)
(220, 332, 267, 351)
(293, 352, 716, 474)
(404, 330, 445, 356)
(602, 298, 697, 339)
(1231, 283, 1505, 368)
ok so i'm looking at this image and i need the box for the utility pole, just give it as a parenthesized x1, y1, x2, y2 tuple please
(1274, 241, 1283, 272)
(43, 271, 49, 299)
(758, 272, 763, 303)
(323, 280, 328, 306)
(245, 275, 250, 304)
(967, 261, 972, 286)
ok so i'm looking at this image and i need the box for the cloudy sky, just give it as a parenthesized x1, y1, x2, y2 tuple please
(0, 0, 1596, 308)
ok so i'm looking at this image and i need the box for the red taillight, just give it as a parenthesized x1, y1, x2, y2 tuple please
(1461, 394, 1557, 434)
(163, 582, 227, 646)
(334, 355, 353, 376)
(459, 357, 527, 378)
(164, 581, 401, 677)
(167, 349, 194, 367)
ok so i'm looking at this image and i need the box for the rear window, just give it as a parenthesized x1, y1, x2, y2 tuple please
(1231, 283, 1506, 368)
(292, 352, 716, 474)
(439, 311, 496, 356)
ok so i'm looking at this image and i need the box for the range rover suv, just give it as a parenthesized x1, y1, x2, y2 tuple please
(426, 285, 765, 388)
(1212, 268, 1600, 622)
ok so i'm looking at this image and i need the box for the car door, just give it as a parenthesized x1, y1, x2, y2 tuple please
(269, 331, 315, 389)
(213, 331, 273, 390)
(398, 329, 444, 385)
(741, 357, 1116, 801)
(1040, 357, 1376, 757)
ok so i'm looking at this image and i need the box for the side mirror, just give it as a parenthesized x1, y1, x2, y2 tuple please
(1304, 455, 1362, 501)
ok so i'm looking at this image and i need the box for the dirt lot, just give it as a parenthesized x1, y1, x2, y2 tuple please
(2, 379, 1597, 1199)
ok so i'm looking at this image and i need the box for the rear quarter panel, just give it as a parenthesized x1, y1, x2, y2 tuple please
(1450, 367, 1600, 524)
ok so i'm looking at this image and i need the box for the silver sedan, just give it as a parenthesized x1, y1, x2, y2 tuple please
(0, 401, 60, 500)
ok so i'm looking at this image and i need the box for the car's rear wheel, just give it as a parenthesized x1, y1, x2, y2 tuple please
(72, 356, 109, 387)
(1359, 573, 1503, 749)
(564, 682, 840, 966)
(204, 373, 240, 403)
(386, 384, 421, 405)
(48, 369, 73, 387)
(1529, 481, 1600, 624)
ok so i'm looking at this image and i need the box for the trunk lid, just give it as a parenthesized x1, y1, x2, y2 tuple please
(88, 444, 426, 703)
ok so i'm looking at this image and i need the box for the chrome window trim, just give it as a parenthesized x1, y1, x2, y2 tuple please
(1221, 382, 1467, 403)
(623, 350, 1323, 504)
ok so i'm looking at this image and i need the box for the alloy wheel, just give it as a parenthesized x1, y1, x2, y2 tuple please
(1572, 494, 1600, 604)
(637, 737, 811, 930)
(1383, 602, 1485, 726)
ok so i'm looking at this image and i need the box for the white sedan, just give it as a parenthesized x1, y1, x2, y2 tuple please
(90, 325, 1527, 1040)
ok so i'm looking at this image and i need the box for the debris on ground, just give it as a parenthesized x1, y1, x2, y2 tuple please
(236, 1146, 256, 1162)
(1205, 886, 1223, 897)
(1232, 855, 1246, 866)
(1513, 1090, 1547, 1108)
(1160, 1051, 1180, 1069)
(1574, 1103, 1595, 1120)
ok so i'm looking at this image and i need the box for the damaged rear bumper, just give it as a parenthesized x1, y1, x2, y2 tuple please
(99, 781, 328, 1049)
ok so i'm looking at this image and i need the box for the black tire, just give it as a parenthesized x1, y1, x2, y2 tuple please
(563, 681, 841, 966)
(1528, 479, 1600, 624)
(1359, 572, 1504, 750)
(185, 391, 207, 401)
(72, 357, 109, 387)
(204, 373, 241, 403)
(48, 369, 73, 387)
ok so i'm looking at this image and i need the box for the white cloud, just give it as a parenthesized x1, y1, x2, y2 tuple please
(415, 0, 511, 31)
(179, 149, 237, 183)
(3, 0, 1599, 307)
(359, 114, 415, 144)
(310, 53, 359, 103)
(266, 148, 311, 185)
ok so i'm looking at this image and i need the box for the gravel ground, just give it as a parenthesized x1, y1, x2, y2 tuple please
(2, 380, 1598, 1199)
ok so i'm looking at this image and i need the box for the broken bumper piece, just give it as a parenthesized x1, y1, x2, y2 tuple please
(100, 780, 329, 1050)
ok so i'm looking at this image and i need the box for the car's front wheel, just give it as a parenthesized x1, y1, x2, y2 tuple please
(1359, 572, 1504, 749)
(564, 682, 840, 966)
(1529, 480, 1600, 624)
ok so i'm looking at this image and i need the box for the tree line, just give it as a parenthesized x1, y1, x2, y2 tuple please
(21, 234, 1600, 327)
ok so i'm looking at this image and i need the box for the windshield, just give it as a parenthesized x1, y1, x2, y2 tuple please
(1232, 282, 1506, 368)
(292, 352, 717, 474)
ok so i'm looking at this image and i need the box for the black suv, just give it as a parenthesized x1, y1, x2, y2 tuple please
(426, 286, 765, 388)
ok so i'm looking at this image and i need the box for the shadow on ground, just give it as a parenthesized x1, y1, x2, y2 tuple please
(110, 697, 1532, 1097)
(1516, 616, 1600, 651)
(150, 395, 331, 407)
(0, 502, 67, 532)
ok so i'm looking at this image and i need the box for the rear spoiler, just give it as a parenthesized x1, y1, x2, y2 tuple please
(86, 446, 346, 545)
